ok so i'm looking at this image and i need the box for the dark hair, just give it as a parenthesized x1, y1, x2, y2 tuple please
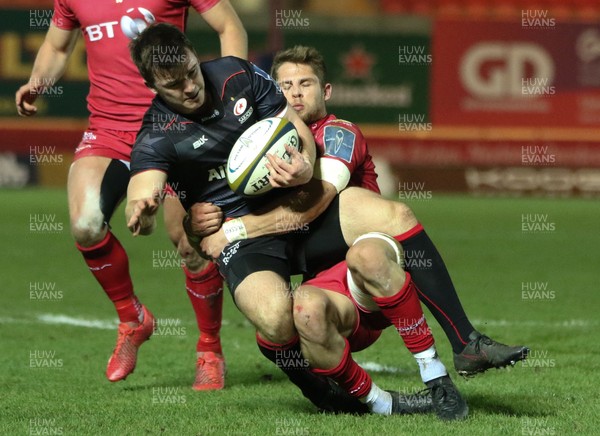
(129, 23, 198, 87)
(270, 45, 327, 84)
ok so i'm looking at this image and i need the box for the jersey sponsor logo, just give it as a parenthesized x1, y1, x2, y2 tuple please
(238, 106, 254, 124)
(221, 241, 241, 265)
(201, 109, 221, 123)
(120, 7, 155, 39)
(82, 131, 97, 142)
(233, 98, 247, 116)
(84, 7, 155, 42)
(208, 164, 227, 181)
(193, 135, 208, 149)
(323, 125, 355, 163)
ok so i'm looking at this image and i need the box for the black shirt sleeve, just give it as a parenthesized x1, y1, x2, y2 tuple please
(248, 63, 288, 119)
(130, 129, 177, 176)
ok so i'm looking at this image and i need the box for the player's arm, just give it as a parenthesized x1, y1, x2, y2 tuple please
(188, 158, 349, 258)
(125, 170, 168, 236)
(15, 23, 78, 116)
(196, 0, 248, 59)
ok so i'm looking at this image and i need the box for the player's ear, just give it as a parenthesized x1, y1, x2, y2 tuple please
(323, 83, 332, 101)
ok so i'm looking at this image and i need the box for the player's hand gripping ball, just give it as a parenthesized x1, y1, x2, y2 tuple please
(227, 117, 299, 196)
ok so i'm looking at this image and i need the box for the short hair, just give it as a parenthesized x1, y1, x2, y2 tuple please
(129, 23, 197, 88)
(270, 45, 327, 85)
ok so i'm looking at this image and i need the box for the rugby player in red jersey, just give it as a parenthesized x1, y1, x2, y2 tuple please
(191, 46, 529, 380)
(15, 0, 246, 390)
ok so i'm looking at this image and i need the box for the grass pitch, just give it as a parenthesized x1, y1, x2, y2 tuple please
(1, 188, 598, 435)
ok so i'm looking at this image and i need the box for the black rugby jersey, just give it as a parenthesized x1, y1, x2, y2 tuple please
(130, 56, 287, 216)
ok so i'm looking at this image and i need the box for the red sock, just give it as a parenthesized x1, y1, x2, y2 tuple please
(372, 272, 434, 353)
(312, 338, 372, 399)
(77, 231, 141, 324)
(393, 223, 475, 354)
(185, 263, 223, 354)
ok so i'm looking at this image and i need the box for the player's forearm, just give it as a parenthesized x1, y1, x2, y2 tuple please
(29, 28, 77, 87)
(236, 179, 337, 240)
(29, 43, 70, 87)
(295, 121, 316, 169)
(218, 22, 248, 59)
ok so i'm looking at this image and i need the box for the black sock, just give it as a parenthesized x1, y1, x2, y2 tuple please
(256, 338, 370, 414)
(398, 227, 475, 353)
(256, 338, 330, 405)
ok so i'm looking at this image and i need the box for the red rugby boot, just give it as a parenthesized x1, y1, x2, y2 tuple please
(193, 351, 225, 391)
(106, 305, 154, 382)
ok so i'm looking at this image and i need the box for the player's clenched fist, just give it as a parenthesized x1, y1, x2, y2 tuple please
(186, 202, 224, 238)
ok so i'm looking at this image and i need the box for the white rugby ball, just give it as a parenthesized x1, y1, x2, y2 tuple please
(227, 117, 300, 196)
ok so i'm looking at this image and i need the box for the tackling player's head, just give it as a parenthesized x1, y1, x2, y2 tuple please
(130, 23, 207, 115)
(271, 45, 331, 125)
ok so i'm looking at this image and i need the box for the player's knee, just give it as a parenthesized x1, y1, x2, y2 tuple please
(70, 209, 106, 246)
(259, 310, 295, 344)
(393, 201, 418, 229)
(293, 290, 330, 344)
(346, 240, 392, 283)
(177, 235, 209, 272)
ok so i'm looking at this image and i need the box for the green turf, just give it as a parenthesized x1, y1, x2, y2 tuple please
(1, 188, 599, 435)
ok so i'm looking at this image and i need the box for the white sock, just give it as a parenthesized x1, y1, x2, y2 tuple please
(414, 346, 447, 383)
(360, 383, 392, 415)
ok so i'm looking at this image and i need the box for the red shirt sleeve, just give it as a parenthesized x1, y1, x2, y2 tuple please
(53, 0, 79, 30)
(316, 118, 380, 193)
(318, 119, 367, 175)
(189, 0, 220, 14)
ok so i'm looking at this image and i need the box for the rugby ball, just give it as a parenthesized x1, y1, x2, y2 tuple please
(227, 117, 300, 196)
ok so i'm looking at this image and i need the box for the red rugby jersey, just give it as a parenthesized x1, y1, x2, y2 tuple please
(52, 0, 218, 132)
(309, 113, 379, 193)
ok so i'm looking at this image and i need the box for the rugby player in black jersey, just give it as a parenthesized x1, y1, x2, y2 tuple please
(124, 23, 401, 415)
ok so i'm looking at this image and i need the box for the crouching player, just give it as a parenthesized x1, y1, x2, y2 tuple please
(293, 232, 468, 420)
